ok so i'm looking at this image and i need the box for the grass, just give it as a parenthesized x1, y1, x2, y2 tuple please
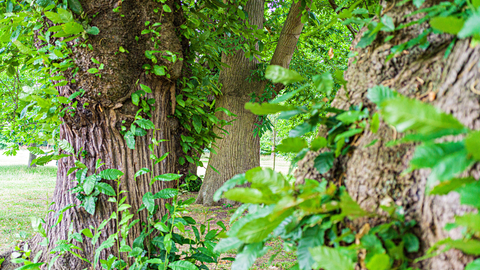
(0, 150, 295, 268)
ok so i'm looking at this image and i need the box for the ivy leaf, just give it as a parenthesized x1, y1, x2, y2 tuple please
(98, 169, 124, 180)
(276, 137, 308, 153)
(153, 188, 178, 199)
(465, 131, 480, 160)
(67, 0, 83, 14)
(429, 177, 475, 195)
(309, 246, 355, 270)
(430, 16, 465, 35)
(231, 243, 269, 270)
(142, 192, 155, 213)
(313, 152, 334, 174)
(265, 65, 304, 85)
(381, 96, 466, 134)
(97, 183, 116, 196)
(458, 13, 480, 39)
(245, 102, 295, 115)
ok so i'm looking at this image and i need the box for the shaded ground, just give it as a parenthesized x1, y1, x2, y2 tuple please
(0, 151, 295, 269)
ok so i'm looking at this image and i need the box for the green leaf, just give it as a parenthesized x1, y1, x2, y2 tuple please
(162, 4, 172, 12)
(402, 233, 420, 252)
(334, 128, 363, 142)
(270, 86, 304, 104)
(97, 183, 115, 196)
(357, 29, 377, 48)
(380, 15, 395, 32)
(474, 0, 480, 8)
(231, 243, 270, 270)
(466, 259, 480, 270)
(446, 239, 480, 255)
(410, 142, 464, 169)
(28, 147, 45, 155)
(457, 181, 480, 208)
(99, 169, 124, 180)
(309, 246, 355, 270)
(192, 115, 202, 133)
(246, 167, 289, 193)
(276, 137, 308, 153)
(381, 96, 466, 134)
(134, 168, 150, 179)
(214, 237, 243, 253)
(311, 137, 327, 151)
(15, 263, 45, 269)
(142, 192, 155, 213)
(412, 0, 425, 7)
(298, 226, 324, 270)
(152, 173, 182, 183)
(87, 68, 98, 74)
(135, 118, 155, 130)
(132, 93, 140, 106)
(139, 84, 152, 93)
(169, 261, 198, 270)
(265, 65, 304, 85)
(289, 122, 315, 137)
(455, 213, 480, 232)
(44, 11, 63, 23)
(63, 22, 84, 35)
(214, 173, 248, 202)
(57, 8, 73, 23)
(84, 195, 97, 215)
(465, 131, 480, 160)
(312, 73, 334, 95)
(370, 113, 380, 133)
(244, 102, 295, 115)
(338, 192, 370, 219)
(13, 40, 33, 55)
(153, 65, 166, 76)
(68, 0, 83, 14)
(124, 131, 135, 149)
(313, 152, 334, 174)
(59, 139, 74, 154)
(429, 177, 475, 195)
(86, 26, 100, 35)
(236, 210, 292, 243)
(366, 85, 397, 108)
(154, 222, 169, 232)
(366, 254, 391, 270)
(153, 188, 178, 199)
(430, 16, 465, 35)
(458, 13, 480, 39)
(223, 188, 275, 204)
(336, 110, 367, 124)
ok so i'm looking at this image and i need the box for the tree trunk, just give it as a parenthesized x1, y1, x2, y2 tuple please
(28, 1, 188, 268)
(28, 143, 37, 168)
(296, 2, 480, 269)
(197, 0, 304, 205)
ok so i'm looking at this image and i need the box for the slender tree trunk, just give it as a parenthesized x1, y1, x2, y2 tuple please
(197, 0, 305, 205)
(28, 143, 37, 168)
(296, 3, 480, 269)
(26, 1, 189, 268)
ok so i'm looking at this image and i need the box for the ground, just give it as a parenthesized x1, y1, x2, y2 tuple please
(0, 150, 294, 269)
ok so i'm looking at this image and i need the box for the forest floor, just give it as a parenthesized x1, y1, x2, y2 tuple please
(0, 150, 294, 269)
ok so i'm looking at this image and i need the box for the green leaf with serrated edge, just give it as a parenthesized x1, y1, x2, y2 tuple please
(134, 168, 150, 179)
(44, 12, 63, 23)
(231, 242, 270, 270)
(169, 260, 198, 270)
(236, 210, 293, 244)
(270, 85, 306, 104)
(214, 173, 248, 201)
(366, 85, 397, 107)
(314, 152, 334, 174)
(246, 167, 289, 193)
(97, 183, 115, 196)
(309, 246, 355, 270)
(429, 177, 475, 195)
(381, 96, 466, 134)
(430, 16, 465, 35)
(67, 0, 83, 14)
(402, 233, 420, 252)
(59, 139, 74, 153)
(298, 226, 324, 270)
(311, 137, 327, 151)
(465, 131, 480, 160)
(142, 192, 155, 213)
(135, 118, 155, 129)
(410, 142, 464, 169)
(139, 84, 152, 93)
(339, 192, 370, 219)
(455, 214, 480, 232)
(336, 110, 367, 124)
(245, 102, 295, 115)
(223, 188, 275, 204)
(289, 122, 315, 137)
(276, 137, 307, 153)
(458, 13, 480, 39)
(366, 254, 391, 270)
(265, 65, 304, 85)
(153, 188, 178, 199)
(151, 173, 182, 184)
(57, 8, 73, 23)
(98, 169, 124, 180)
(214, 237, 243, 253)
(83, 175, 96, 195)
(312, 73, 334, 95)
(466, 258, 480, 270)
(28, 147, 45, 155)
(63, 22, 83, 35)
(124, 131, 135, 149)
(457, 181, 480, 208)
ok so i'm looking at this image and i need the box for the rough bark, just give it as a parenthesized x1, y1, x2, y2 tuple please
(28, 143, 37, 168)
(197, 0, 305, 205)
(24, 1, 188, 269)
(295, 1, 480, 269)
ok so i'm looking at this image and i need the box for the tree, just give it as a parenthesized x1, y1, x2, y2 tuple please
(0, 0, 191, 268)
(196, 0, 305, 205)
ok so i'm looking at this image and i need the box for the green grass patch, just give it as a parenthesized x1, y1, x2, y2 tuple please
(0, 165, 57, 252)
